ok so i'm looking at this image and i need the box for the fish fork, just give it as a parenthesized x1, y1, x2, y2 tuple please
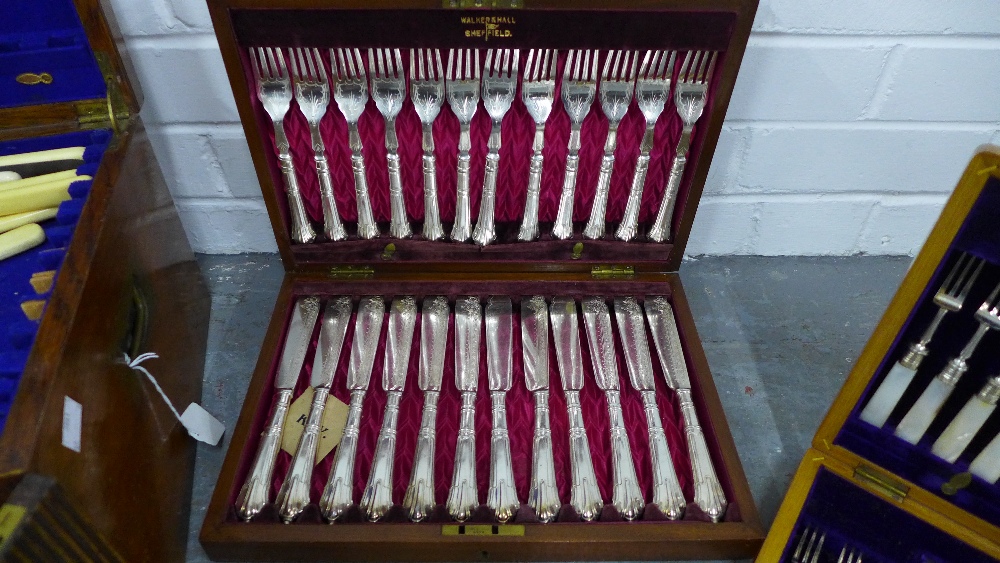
(517, 49, 557, 242)
(410, 49, 446, 241)
(584, 51, 637, 240)
(837, 544, 863, 563)
(446, 49, 481, 242)
(330, 48, 379, 239)
(473, 49, 519, 246)
(860, 253, 984, 427)
(249, 47, 316, 244)
(897, 278, 1000, 444)
(369, 48, 412, 239)
(648, 50, 717, 242)
(791, 526, 826, 563)
(289, 48, 347, 242)
(616, 50, 675, 242)
(552, 50, 598, 240)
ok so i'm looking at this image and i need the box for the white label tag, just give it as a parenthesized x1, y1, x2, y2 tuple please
(61, 396, 82, 452)
(179, 403, 226, 446)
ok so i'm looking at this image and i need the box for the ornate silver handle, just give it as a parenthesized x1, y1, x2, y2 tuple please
(362, 390, 402, 521)
(350, 122, 379, 240)
(447, 391, 479, 521)
(403, 391, 439, 522)
(451, 125, 473, 242)
(320, 389, 365, 521)
(583, 153, 614, 240)
(677, 388, 726, 522)
(616, 123, 656, 242)
(315, 155, 347, 242)
(387, 153, 411, 239)
(552, 152, 579, 240)
(640, 390, 685, 519)
(518, 125, 545, 242)
(276, 387, 329, 523)
(528, 390, 560, 523)
(236, 388, 292, 521)
(564, 390, 602, 521)
(604, 390, 644, 520)
(422, 153, 444, 241)
(274, 124, 316, 245)
(648, 147, 688, 243)
(487, 392, 519, 522)
(472, 153, 500, 246)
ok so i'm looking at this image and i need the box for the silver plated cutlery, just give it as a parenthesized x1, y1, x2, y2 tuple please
(521, 296, 560, 522)
(552, 50, 598, 240)
(446, 49, 481, 243)
(362, 296, 417, 521)
(330, 48, 379, 239)
(410, 49, 447, 241)
(369, 48, 412, 238)
(549, 296, 603, 521)
(485, 297, 519, 521)
(614, 296, 686, 519)
(581, 297, 643, 520)
(473, 50, 519, 246)
(289, 47, 347, 242)
(250, 47, 316, 244)
(649, 51, 717, 242)
(517, 50, 557, 242)
(320, 295, 386, 521)
(645, 295, 727, 522)
(237, 295, 321, 521)
(276, 296, 352, 522)
(447, 296, 482, 521)
(616, 50, 675, 242)
(583, 51, 637, 240)
(403, 296, 450, 521)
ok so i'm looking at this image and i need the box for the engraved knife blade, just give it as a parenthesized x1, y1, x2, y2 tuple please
(581, 297, 620, 392)
(549, 297, 584, 391)
(454, 296, 482, 393)
(383, 296, 418, 392)
(521, 296, 550, 392)
(448, 295, 482, 521)
(277, 296, 323, 389)
(310, 297, 353, 389)
(347, 295, 387, 391)
(644, 295, 727, 523)
(278, 296, 352, 522)
(612, 296, 656, 392)
(419, 296, 450, 392)
(486, 296, 513, 392)
(237, 295, 321, 521)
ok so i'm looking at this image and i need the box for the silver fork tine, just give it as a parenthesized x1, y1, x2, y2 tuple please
(395, 49, 403, 79)
(702, 51, 717, 83)
(249, 47, 260, 79)
(678, 51, 692, 81)
(288, 48, 300, 81)
(314, 48, 326, 82)
(638, 50, 652, 78)
(304, 48, 316, 81)
(485, 49, 494, 76)
(276, 48, 288, 78)
(260, 47, 273, 79)
(409, 48, 417, 80)
(602, 51, 613, 81)
(957, 255, 985, 301)
(525, 49, 536, 82)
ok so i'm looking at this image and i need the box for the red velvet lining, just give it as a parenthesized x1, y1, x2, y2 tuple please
(227, 279, 741, 524)
(234, 10, 729, 261)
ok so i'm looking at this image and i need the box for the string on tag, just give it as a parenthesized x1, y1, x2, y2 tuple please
(123, 352, 226, 446)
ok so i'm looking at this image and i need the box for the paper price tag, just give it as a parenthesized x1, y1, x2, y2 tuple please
(280, 388, 349, 465)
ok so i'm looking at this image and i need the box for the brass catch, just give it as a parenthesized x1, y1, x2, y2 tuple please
(329, 265, 375, 279)
(853, 464, 908, 502)
(591, 265, 635, 279)
(16, 72, 53, 85)
(441, 524, 525, 536)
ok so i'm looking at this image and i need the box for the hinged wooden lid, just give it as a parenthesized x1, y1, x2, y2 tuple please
(208, 0, 756, 275)
(0, 0, 139, 140)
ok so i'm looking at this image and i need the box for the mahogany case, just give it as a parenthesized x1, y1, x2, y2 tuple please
(201, 0, 764, 560)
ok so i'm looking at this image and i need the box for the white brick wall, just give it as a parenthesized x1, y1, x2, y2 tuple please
(106, 0, 1000, 255)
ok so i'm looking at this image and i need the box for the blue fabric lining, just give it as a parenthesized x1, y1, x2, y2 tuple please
(0, 129, 110, 430)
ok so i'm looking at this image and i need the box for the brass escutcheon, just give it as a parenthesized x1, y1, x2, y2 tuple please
(16, 72, 53, 85)
(941, 472, 973, 495)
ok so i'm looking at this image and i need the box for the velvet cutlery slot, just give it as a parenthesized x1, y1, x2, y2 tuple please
(225, 284, 744, 527)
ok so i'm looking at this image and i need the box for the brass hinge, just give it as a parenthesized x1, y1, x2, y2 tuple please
(853, 464, 909, 502)
(329, 265, 375, 279)
(591, 265, 635, 279)
(76, 52, 130, 135)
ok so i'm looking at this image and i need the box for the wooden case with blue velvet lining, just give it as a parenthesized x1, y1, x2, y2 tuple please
(758, 147, 1000, 562)
(0, 1, 209, 561)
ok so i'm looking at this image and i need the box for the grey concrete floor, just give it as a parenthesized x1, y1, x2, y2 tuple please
(186, 254, 911, 563)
